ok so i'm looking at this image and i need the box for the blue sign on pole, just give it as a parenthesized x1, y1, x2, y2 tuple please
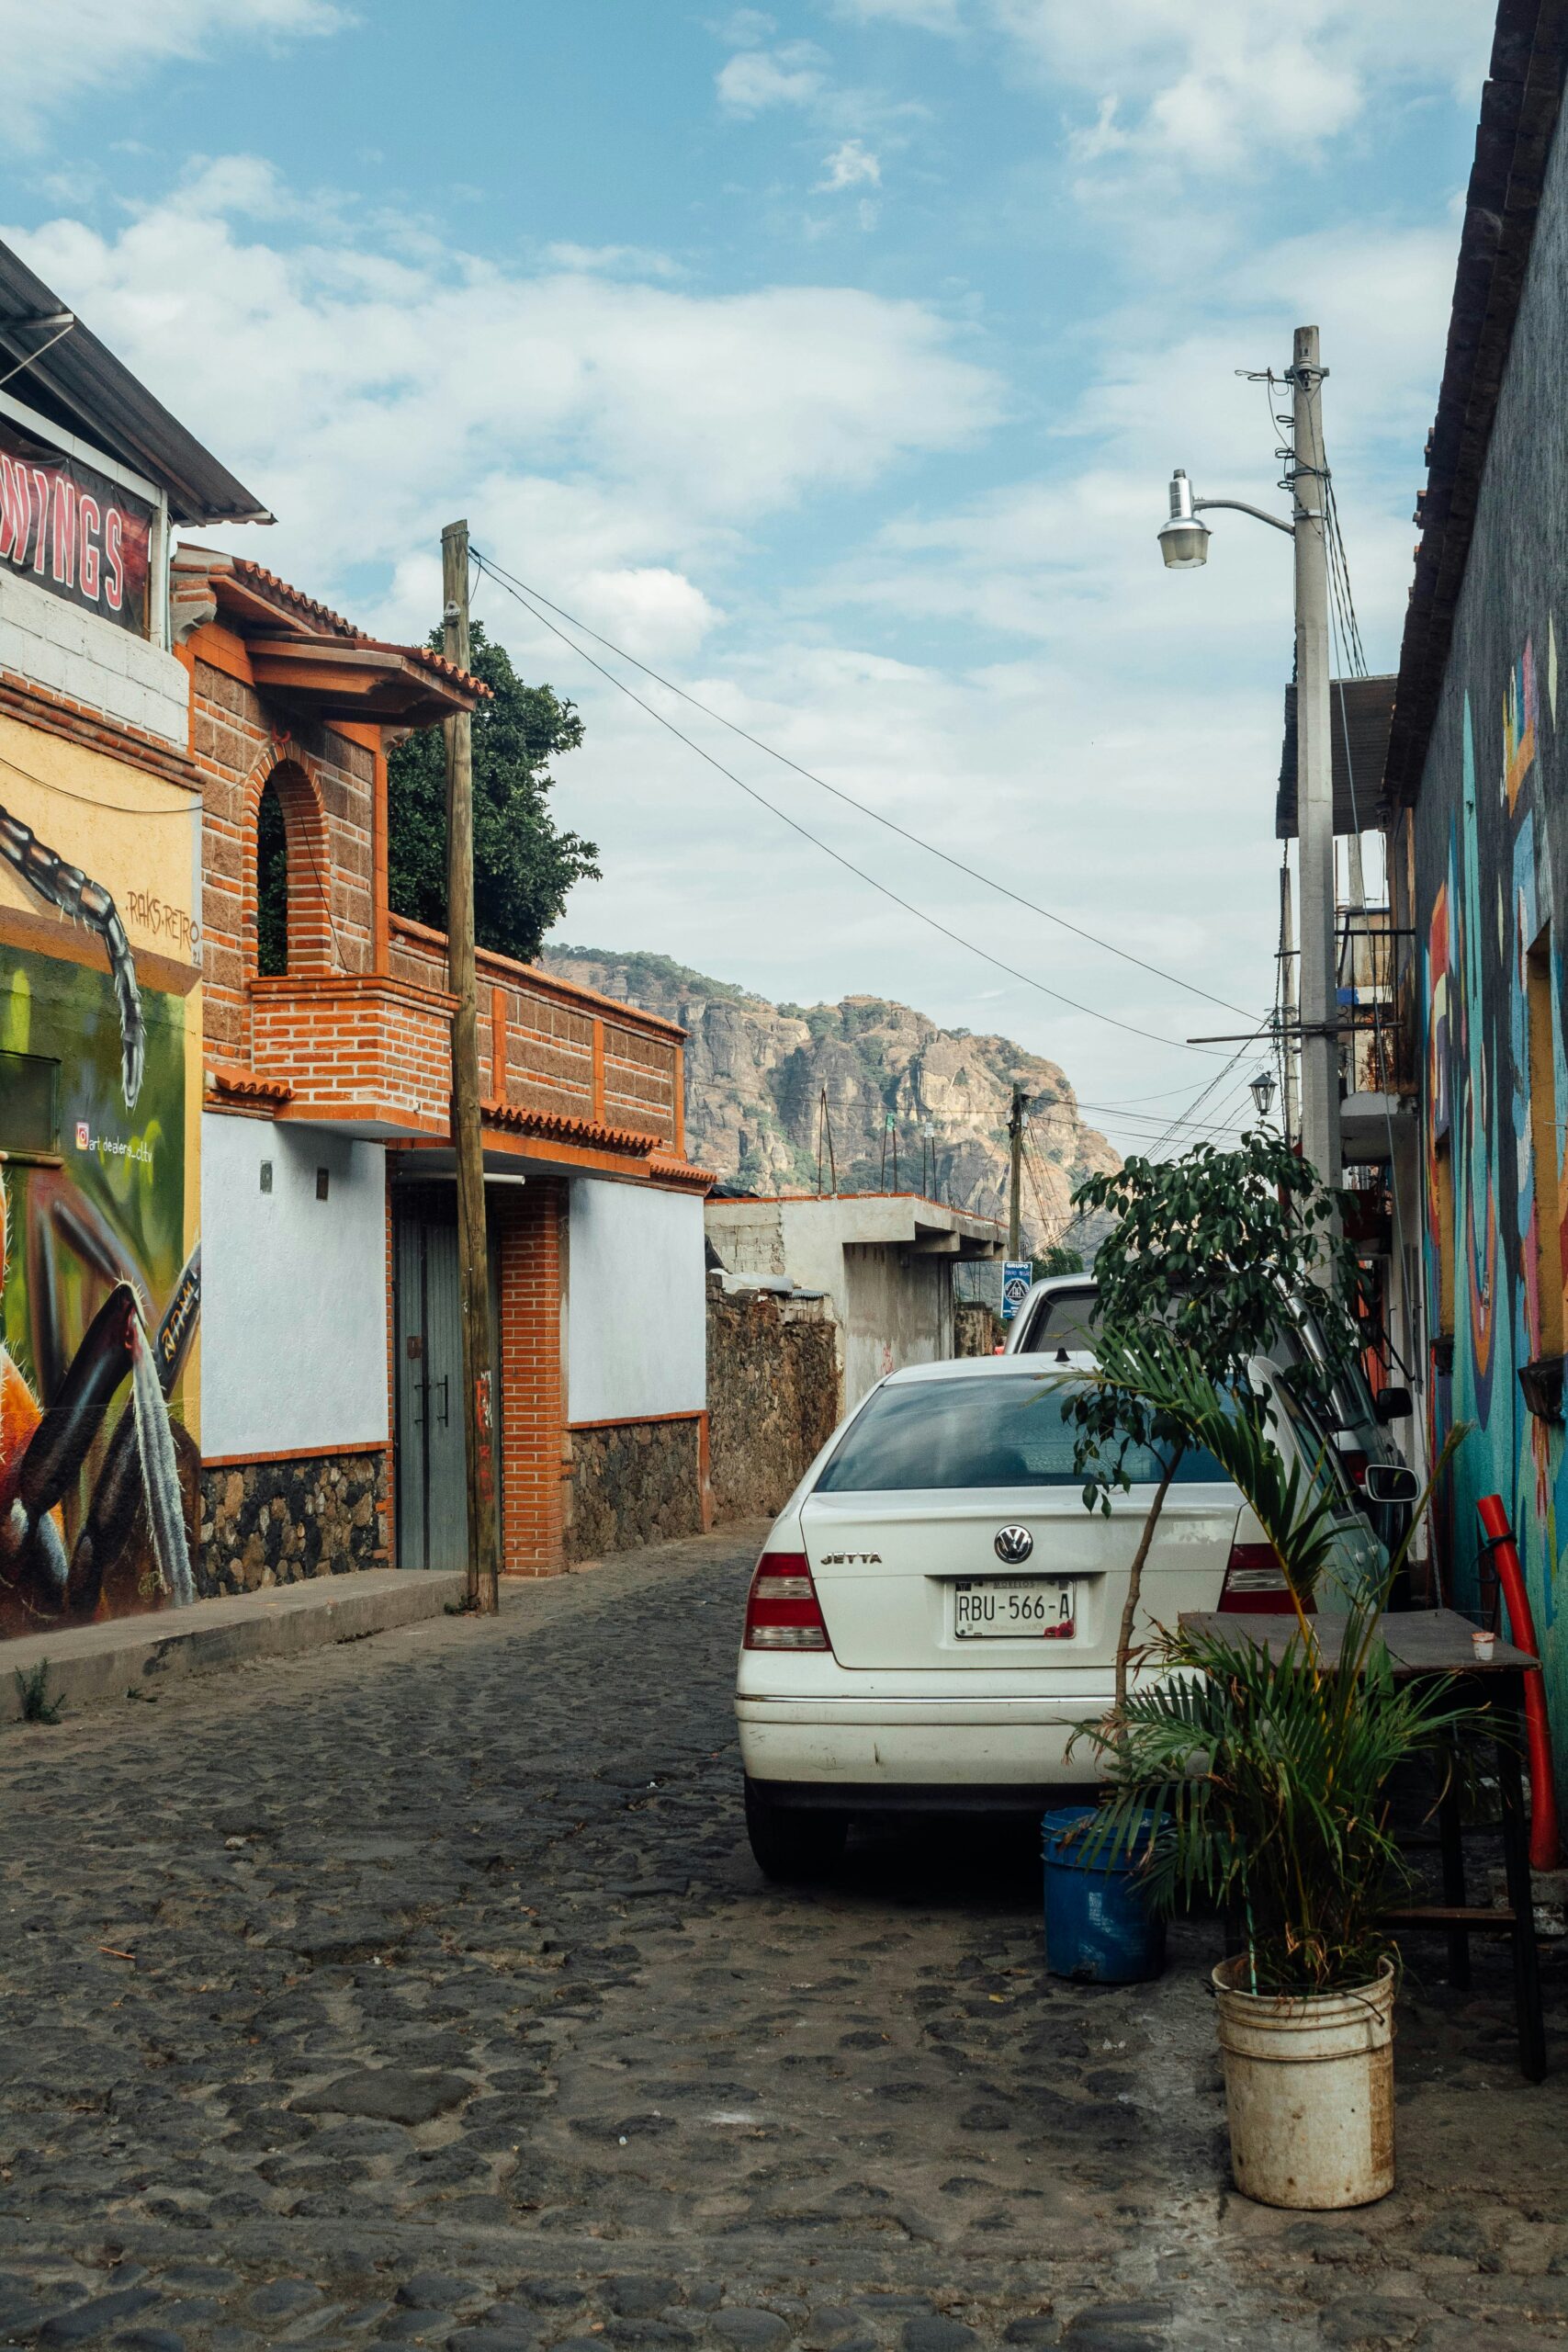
(1001, 1261, 1032, 1322)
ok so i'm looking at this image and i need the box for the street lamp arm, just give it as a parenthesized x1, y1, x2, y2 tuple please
(1192, 496, 1295, 537)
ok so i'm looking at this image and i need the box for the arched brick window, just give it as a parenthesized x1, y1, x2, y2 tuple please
(247, 758, 331, 977)
(256, 778, 288, 976)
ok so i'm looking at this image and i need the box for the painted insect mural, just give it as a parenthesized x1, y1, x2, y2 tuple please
(1, 801, 144, 1103)
(1, 799, 199, 1634)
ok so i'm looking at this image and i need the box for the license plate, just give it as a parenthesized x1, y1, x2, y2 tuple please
(953, 1577, 1077, 1639)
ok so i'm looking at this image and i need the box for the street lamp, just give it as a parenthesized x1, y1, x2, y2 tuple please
(1249, 1069, 1277, 1124)
(1156, 469, 1212, 570)
(1157, 466, 1294, 567)
(1156, 327, 1339, 1186)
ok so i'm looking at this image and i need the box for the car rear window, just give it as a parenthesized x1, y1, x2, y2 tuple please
(816, 1374, 1232, 1493)
(1015, 1287, 1102, 1351)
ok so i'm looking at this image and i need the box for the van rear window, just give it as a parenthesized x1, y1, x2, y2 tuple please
(1015, 1287, 1101, 1351)
(816, 1375, 1230, 1493)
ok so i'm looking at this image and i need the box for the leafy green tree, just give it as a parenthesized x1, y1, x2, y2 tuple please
(387, 621, 601, 963)
(1067, 1134, 1362, 1717)
(1031, 1244, 1084, 1280)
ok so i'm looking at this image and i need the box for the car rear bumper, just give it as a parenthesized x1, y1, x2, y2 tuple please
(746, 1776, 1094, 1815)
(734, 1691, 1113, 1792)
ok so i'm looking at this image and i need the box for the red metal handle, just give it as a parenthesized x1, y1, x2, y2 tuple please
(1476, 1495, 1562, 1871)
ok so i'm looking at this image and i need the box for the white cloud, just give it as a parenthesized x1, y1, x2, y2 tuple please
(545, 243, 684, 280)
(985, 0, 1494, 175)
(823, 0, 1491, 178)
(167, 153, 306, 220)
(0, 0, 347, 143)
(817, 140, 883, 192)
(5, 166, 1000, 627)
(830, 0, 965, 26)
(716, 44, 828, 115)
(713, 7, 777, 43)
(569, 569, 724, 663)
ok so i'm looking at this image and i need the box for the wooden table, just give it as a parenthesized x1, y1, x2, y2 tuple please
(1179, 1607, 1545, 2081)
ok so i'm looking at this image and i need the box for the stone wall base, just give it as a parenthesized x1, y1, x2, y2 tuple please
(198, 1449, 389, 1597)
(706, 1279, 840, 1521)
(565, 1417, 705, 1563)
(954, 1298, 1001, 1356)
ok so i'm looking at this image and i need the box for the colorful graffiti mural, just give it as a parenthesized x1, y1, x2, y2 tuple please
(1421, 658, 1564, 1687)
(0, 787, 200, 1640)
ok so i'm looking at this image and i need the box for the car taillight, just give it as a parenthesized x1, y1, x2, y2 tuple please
(1219, 1542, 1312, 1616)
(1339, 1447, 1370, 1488)
(744, 1551, 833, 1651)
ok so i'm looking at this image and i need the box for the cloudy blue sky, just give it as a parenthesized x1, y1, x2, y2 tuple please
(0, 0, 1495, 1153)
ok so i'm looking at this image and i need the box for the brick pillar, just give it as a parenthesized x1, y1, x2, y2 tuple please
(495, 1178, 566, 1575)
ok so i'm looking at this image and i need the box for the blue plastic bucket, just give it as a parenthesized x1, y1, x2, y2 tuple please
(1041, 1806, 1167, 1984)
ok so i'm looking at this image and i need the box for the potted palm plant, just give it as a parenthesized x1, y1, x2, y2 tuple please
(1067, 1133, 1363, 1724)
(1074, 1327, 1485, 2211)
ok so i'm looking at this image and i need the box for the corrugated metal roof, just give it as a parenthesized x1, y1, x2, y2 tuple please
(1278, 675, 1397, 839)
(0, 238, 269, 526)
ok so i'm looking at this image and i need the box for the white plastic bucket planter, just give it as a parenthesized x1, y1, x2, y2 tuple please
(1212, 1954, 1396, 2209)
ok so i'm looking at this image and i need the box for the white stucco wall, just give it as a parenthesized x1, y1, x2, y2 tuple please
(201, 1114, 389, 1456)
(568, 1180, 705, 1425)
(0, 568, 188, 747)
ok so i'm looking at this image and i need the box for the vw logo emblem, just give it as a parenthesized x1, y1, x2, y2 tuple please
(994, 1524, 1033, 1565)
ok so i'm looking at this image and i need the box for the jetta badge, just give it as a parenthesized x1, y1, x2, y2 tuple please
(994, 1524, 1033, 1565)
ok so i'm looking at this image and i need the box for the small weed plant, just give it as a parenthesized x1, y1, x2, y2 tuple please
(15, 1660, 64, 1724)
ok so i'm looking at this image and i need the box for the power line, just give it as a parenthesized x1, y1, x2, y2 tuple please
(474, 555, 1229, 1059)
(472, 548, 1266, 1026)
(1144, 1028, 1271, 1160)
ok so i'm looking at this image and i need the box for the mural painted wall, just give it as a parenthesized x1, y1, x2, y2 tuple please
(0, 727, 202, 1639)
(1410, 97, 1568, 1804)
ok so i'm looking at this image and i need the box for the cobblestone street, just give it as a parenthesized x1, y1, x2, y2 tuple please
(5, 1529, 1568, 2352)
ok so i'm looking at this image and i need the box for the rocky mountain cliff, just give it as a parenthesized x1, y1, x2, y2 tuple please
(541, 947, 1120, 1253)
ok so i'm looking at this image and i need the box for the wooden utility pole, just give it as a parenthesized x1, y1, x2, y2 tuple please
(1008, 1083, 1026, 1261)
(443, 518, 501, 1614)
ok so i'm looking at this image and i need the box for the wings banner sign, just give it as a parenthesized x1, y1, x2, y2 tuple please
(0, 416, 153, 636)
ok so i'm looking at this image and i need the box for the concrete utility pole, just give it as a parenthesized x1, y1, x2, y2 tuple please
(443, 518, 502, 1615)
(1008, 1083, 1026, 1261)
(1280, 857, 1301, 1150)
(1291, 326, 1340, 1188)
(1159, 326, 1342, 1190)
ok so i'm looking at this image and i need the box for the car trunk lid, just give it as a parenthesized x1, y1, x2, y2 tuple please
(799, 1485, 1240, 1671)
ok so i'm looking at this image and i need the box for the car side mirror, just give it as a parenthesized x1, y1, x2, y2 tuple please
(1372, 1387, 1413, 1424)
(1363, 1463, 1418, 1505)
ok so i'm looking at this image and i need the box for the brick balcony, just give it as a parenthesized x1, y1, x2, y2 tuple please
(246, 972, 456, 1137)
(218, 922, 698, 1178)
(389, 919, 684, 1160)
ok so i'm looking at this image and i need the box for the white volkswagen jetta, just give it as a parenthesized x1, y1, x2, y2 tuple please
(735, 1351, 1383, 1881)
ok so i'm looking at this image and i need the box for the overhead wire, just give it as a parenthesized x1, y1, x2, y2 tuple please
(1144, 1035, 1270, 1161)
(472, 549, 1269, 1026)
(472, 553, 1231, 1059)
(752, 1069, 1251, 1144)
(0, 747, 197, 818)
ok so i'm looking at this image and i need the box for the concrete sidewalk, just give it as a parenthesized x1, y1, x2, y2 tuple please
(4, 1567, 467, 1722)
